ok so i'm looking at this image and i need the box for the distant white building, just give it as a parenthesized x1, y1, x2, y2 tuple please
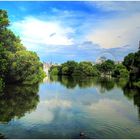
(43, 62, 59, 75)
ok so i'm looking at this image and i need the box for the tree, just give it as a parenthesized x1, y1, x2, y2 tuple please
(61, 66, 69, 75)
(0, 10, 9, 29)
(79, 61, 93, 76)
(77, 61, 99, 76)
(7, 50, 45, 84)
(0, 45, 8, 78)
(49, 66, 59, 75)
(96, 59, 115, 75)
(112, 64, 129, 78)
(123, 53, 135, 71)
(133, 50, 140, 70)
(123, 50, 140, 82)
(0, 10, 45, 89)
(0, 78, 4, 93)
(61, 61, 78, 75)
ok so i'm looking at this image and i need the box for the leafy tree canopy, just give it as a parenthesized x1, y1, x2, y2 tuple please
(0, 10, 46, 92)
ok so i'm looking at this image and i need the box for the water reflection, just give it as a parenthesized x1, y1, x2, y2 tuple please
(0, 76, 140, 138)
(123, 82, 140, 119)
(0, 84, 40, 123)
(50, 75, 116, 90)
(0, 133, 5, 139)
(50, 75, 140, 118)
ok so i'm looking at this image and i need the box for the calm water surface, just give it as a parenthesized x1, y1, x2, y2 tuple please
(0, 76, 140, 139)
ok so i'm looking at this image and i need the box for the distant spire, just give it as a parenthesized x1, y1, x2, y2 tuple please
(139, 41, 140, 50)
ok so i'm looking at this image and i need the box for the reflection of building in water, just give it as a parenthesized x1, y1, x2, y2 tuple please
(43, 62, 59, 75)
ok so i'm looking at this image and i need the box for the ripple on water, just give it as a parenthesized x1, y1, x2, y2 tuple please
(85, 119, 138, 138)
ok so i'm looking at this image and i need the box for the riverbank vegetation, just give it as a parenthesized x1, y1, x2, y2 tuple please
(49, 49, 140, 87)
(0, 10, 46, 92)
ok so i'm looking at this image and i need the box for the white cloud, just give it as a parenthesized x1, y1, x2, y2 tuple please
(90, 2, 140, 12)
(9, 5, 140, 62)
(11, 16, 75, 49)
(87, 98, 134, 124)
(21, 98, 72, 125)
(87, 13, 140, 49)
(44, 98, 72, 109)
(88, 99, 125, 113)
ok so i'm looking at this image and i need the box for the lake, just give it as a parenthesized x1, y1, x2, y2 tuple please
(0, 76, 140, 139)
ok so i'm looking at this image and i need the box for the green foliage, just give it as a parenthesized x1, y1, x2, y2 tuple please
(78, 62, 95, 76)
(133, 50, 140, 68)
(0, 9, 9, 29)
(0, 29, 25, 52)
(0, 78, 4, 93)
(123, 50, 140, 82)
(96, 59, 115, 75)
(112, 64, 129, 78)
(123, 53, 135, 71)
(0, 45, 8, 78)
(62, 66, 69, 75)
(0, 10, 45, 89)
(133, 81, 140, 88)
(61, 61, 78, 75)
(49, 61, 100, 77)
(7, 50, 45, 84)
(49, 66, 59, 75)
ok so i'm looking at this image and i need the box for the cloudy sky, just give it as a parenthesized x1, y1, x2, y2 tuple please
(0, 1, 140, 63)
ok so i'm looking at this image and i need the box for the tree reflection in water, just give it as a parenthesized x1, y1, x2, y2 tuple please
(0, 83, 40, 123)
(50, 75, 116, 91)
(0, 133, 5, 139)
(50, 75, 140, 118)
(123, 82, 140, 119)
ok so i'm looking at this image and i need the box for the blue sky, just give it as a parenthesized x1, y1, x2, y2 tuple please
(0, 1, 140, 63)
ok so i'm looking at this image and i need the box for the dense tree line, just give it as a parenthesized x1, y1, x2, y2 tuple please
(49, 60, 129, 78)
(0, 10, 46, 92)
(49, 49, 140, 87)
(49, 61, 100, 77)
